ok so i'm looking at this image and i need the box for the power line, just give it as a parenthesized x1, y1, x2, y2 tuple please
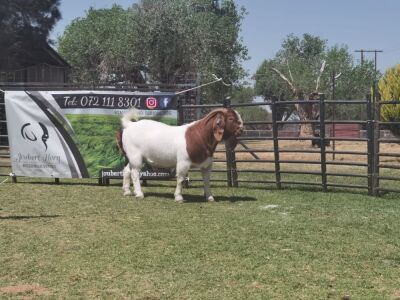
(382, 46, 400, 53)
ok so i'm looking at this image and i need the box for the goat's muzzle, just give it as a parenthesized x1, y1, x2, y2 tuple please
(226, 128, 243, 149)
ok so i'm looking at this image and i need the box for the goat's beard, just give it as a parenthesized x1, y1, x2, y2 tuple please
(225, 135, 239, 149)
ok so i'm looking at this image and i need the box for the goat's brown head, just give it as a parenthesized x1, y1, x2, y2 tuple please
(185, 108, 244, 164)
(206, 108, 243, 148)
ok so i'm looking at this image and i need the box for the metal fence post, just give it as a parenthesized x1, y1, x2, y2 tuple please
(372, 81, 380, 196)
(366, 94, 374, 195)
(228, 141, 238, 188)
(177, 97, 184, 126)
(319, 94, 327, 192)
(271, 98, 281, 189)
(223, 98, 236, 187)
(331, 71, 337, 161)
(195, 73, 202, 120)
(0, 89, 13, 180)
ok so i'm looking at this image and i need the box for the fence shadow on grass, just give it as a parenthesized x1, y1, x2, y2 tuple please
(144, 192, 256, 203)
(16, 180, 101, 186)
(0, 214, 61, 220)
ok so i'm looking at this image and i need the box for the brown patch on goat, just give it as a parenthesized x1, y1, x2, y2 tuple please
(185, 108, 243, 164)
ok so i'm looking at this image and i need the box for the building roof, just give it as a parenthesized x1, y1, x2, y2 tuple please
(0, 41, 70, 71)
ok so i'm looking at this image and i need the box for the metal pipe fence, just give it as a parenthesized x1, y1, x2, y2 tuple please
(179, 95, 400, 196)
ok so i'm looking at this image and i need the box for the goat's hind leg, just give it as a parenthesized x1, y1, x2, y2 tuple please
(122, 164, 132, 196)
(130, 167, 144, 198)
(125, 150, 144, 198)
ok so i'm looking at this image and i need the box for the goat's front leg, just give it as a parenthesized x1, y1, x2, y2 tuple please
(201, 164, 214, 202)
(174, 162, 190, 202)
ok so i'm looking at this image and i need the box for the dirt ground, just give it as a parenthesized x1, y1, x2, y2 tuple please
(214, 140, 400, 173)
(0, 284, 50, 298)
(216, 140, 399, 161)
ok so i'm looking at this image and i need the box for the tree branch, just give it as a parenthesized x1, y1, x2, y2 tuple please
(272, 67, 297, 94)
(315, 60, 326, 91)
(287, 61, 294, 83)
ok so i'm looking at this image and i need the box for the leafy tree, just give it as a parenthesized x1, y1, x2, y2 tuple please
(230, 86, 270, 129)
(230, 86, 255, 104)
(0, 0, 61, 69)
(58, 5, 141, 83)
(379, 64, 400, 135)
(254, 33, 376, 136)
(134, 0, 247, 81)
(255, 34, 327, 136)
(323, 46, 376, 121)
(57, 0, 248, 103)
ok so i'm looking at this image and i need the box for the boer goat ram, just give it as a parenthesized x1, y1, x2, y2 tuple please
(118, 108, 243, 202)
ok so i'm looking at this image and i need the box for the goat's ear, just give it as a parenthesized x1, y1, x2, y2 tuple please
(213, 113, 225, 142)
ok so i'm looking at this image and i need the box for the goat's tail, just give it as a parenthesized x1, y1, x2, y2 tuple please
(121, 108, 139, 129)
(115, 127, 124, 154)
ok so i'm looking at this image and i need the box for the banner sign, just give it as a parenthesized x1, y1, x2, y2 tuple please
(5, 90, 177, 179)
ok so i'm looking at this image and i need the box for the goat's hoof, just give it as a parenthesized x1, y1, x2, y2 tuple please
(207, 196, 215, 202)
(123, 190, 132, 196)
(135, 192, 144, 199)
(174, 195, 184, 203)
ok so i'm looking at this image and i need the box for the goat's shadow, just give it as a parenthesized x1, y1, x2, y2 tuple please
(144, 192, 256, 203)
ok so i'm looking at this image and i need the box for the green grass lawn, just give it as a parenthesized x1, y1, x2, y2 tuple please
(1, 177, 400, 299)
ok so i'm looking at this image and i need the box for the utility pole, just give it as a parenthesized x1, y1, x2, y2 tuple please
(355, 49, 383, 75)
(355, 50, 382, 195)
(356, 49, 365, 65)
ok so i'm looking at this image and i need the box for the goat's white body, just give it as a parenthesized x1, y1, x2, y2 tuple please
(121, 116, 214, 202)
(123, 120, 191, 168)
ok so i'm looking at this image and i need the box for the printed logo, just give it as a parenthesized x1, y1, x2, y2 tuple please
(159, 97, 171, 109)
(146, 97, 158, 109)
(20, 122, 49, 151)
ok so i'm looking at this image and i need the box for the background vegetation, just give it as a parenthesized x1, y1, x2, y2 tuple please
(55, 1, 385, 127)
(57, 0, 248, 103)
(254, 34, 377, 122)
(379, 64, 400, 136)
(3, 0, 396, 125)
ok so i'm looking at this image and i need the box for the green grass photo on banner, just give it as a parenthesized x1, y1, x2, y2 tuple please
(65, 113, 177, 177)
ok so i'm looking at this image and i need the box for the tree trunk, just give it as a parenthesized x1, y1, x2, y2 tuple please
(297, 103, 314, 136)
(296, 92, 320, 137)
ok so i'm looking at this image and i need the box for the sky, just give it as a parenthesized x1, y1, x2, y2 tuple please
(51, 0, 400, 77)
